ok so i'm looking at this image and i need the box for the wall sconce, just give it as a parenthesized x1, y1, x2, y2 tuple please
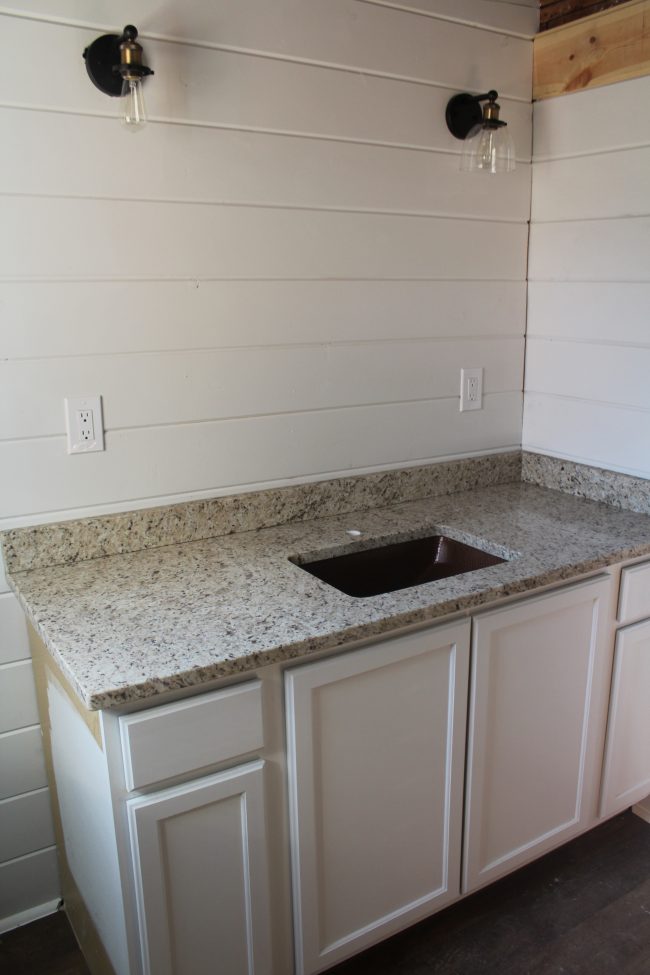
(445, 91, 515, 174)
(83, 25, 153, 132)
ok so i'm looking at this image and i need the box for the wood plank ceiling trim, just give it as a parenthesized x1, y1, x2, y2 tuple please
(533, 0, 650, 99)
(540, 0, 637, 32)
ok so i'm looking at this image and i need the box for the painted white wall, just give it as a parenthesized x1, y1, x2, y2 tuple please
(0, 0, 533, 929)
(524, 75, 650, 479)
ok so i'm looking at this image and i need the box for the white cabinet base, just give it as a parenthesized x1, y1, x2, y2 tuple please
(285, 621, 470, 975)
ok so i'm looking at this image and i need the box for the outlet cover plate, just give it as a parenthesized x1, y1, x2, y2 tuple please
(64, 396, 105, 454)
(460, 368, 483, 412)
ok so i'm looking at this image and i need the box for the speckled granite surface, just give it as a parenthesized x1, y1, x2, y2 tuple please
(1, 452, 521, 574)
(8, 482, 650, 711)
(523, 452, 650, 515)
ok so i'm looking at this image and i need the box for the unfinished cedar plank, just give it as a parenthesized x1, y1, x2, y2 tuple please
(534, 0, 650, 99)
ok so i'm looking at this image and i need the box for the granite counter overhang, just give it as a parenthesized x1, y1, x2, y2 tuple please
(8, 481, 650, 712)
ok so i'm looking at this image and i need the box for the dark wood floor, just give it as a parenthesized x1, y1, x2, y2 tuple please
(1, 812, 648, 975)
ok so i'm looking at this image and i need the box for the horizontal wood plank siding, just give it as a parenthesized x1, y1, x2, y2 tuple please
(1, 394, 523, 519)
(0, 728, 48, 802)
(523, 75, 650, 479)
(0, 280, 527, 359)
(0, 2, 531, 528)
(0, 790, 56, 863)
(0, 848, 60, 928)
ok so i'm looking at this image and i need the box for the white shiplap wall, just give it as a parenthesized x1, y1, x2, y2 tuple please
(0, 0, 533, 928)
(0, 557, 59, 932)
(524, 75, 650, 478)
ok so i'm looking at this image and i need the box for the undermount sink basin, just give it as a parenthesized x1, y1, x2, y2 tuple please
(293, 534, 506, 598)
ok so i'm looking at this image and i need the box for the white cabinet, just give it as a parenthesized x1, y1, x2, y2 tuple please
(126, 761, 272, 975)
(600, 619, 650, 818)
(285, 620, 470, 975)
(463, 576, 613, 894)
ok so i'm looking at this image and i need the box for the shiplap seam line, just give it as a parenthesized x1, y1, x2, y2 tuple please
(0, 845, 57, 869)
(355, 0, 536, 39)
(0, 193, 530, 225)
(524, 390, 650, 415)
(533, 142, 650, 163)
(0, 786, 49, 806)
(526, 336, 650, 351)
(0, 445, 523, 531)
(0, 10, 532, 101)
(0, 276, 528, 285)
(531, 213, 650, 225)
(528, 277, 650, 284)
(0, 3, 537, 47)
(522, 445, 650, 481)
(0, 391, 520, 444)
(5, 335, 525, 364)
(0, 724, 42, 741)
(0, 102, 532, 159)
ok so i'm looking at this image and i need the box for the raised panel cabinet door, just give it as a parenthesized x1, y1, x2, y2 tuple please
(464, 576, 613, 894)
(600, 619, 650, 818)
(285, 620, 471, 975)
(126, 761, 272, 975)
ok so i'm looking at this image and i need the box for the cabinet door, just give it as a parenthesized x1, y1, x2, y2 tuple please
(126, 761, 271, 975)
(464, 576, 612, 894)
(600, 619, 650, 818)
(285, 620, 470, 975)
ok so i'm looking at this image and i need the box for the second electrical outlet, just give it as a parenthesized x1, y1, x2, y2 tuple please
(460, 368, 483, 412)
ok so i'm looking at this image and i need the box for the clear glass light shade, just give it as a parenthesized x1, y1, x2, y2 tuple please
(460, 123, 515, 174)
(120, 77, 147, 131)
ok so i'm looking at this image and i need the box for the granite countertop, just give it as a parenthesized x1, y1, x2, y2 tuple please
(9, 481, 650, 711)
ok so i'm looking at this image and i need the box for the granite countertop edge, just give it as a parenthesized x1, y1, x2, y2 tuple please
(9, 482, 650, 712)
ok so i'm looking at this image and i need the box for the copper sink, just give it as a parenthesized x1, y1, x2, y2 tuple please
(294, 534, 505, 598)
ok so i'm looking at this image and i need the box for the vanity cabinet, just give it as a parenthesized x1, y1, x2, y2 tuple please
(463, 576, 613, 893)
(32, 564, 647, 975)
(284, 620, 470, 975)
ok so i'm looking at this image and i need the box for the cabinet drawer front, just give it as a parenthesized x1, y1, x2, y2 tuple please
(120, 681, 263, 791)
(618, 560, 650, 624)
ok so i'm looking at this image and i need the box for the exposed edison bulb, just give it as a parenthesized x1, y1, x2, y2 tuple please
(121, 77, 147, 131)
(461, 123, 515, 174)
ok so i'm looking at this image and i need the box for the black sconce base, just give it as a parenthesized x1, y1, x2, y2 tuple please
(445, 93, 484, 140)
(83, 33, 123, 97)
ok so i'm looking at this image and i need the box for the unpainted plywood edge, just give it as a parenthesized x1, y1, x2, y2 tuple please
(533, 0, 650, 99)
(28, 623, 115, 975)
(633, 796, 650, 824)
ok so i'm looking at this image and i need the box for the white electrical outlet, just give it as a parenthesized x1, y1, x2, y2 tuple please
(64, 396, 105, 454)
(460, 368, 483, 412)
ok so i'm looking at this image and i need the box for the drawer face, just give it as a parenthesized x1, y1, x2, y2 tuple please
(120, 681, 263, 791)
(618, 560, 650, 625)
